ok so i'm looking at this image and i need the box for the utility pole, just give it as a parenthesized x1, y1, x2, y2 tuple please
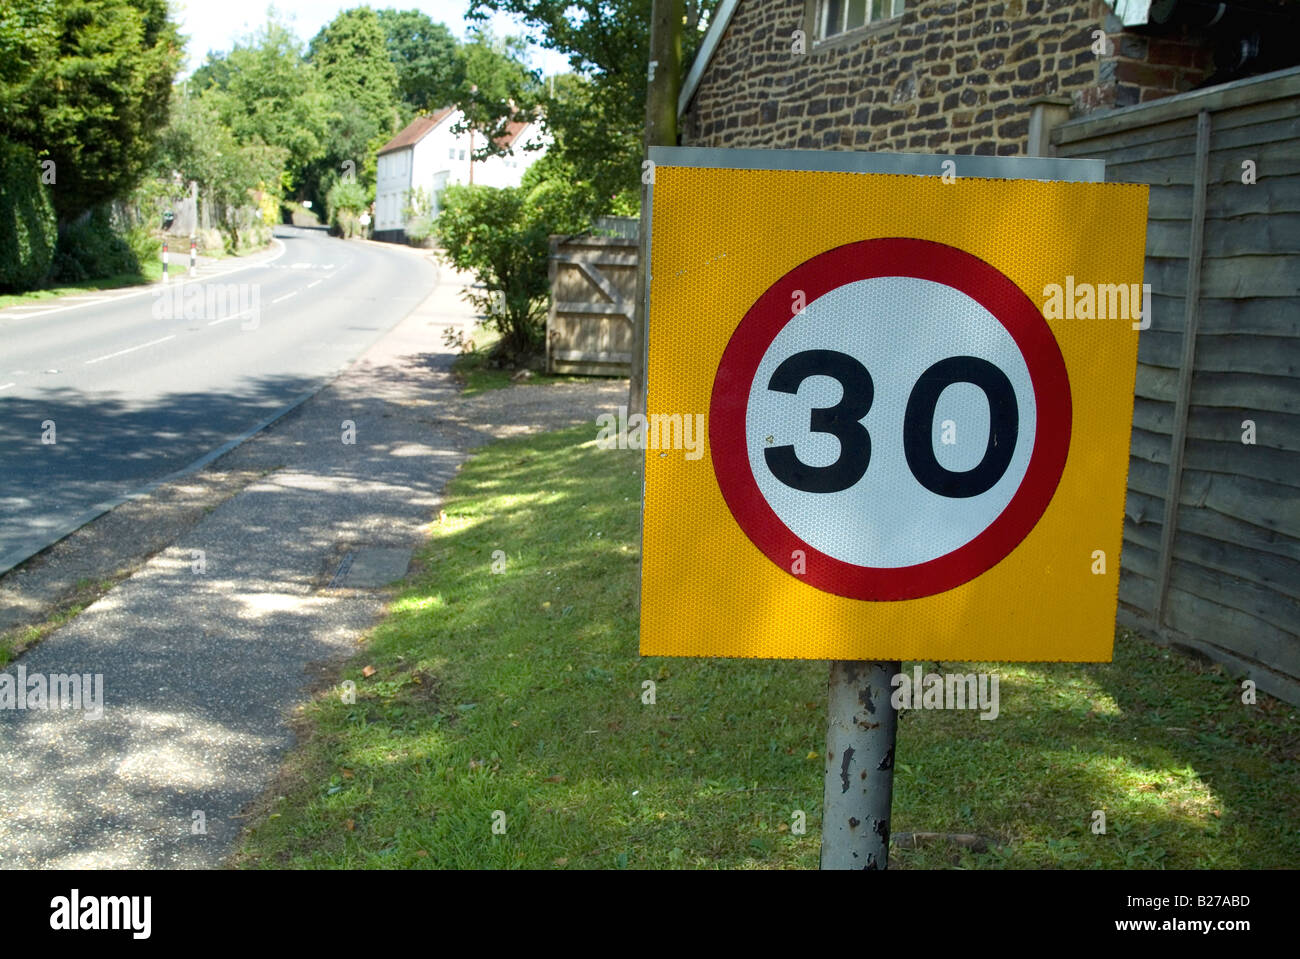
(629, 0, 683, 417)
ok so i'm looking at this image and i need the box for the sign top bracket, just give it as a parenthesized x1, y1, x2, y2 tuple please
(648, 146, 1104, 183)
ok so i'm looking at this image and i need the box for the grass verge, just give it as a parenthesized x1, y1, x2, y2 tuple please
(0, 576, 127, 667)
(0, 235, 279, 310)
(451, 322, 589, 396)
(234, 425, 1299, 869)
(0, 261, 164, 309)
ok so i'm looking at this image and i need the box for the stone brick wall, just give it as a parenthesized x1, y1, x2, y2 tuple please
(681, 0, 1215, 156)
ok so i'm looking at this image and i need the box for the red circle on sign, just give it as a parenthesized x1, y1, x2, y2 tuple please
(709, 237, 1072, 601)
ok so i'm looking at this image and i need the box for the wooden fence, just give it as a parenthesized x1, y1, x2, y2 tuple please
(1053, 66, 1300, 703)
(546, 232, 639, 376)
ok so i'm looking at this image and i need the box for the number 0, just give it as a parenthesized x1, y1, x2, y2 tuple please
(903, 355, 1018, 498)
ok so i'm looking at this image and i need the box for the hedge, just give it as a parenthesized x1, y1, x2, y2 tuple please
(0, 137, 57, 292)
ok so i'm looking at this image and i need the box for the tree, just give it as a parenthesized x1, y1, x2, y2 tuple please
(0, 137, 57, 291)
(452, 28, 543, 159)
(308, 7, 400, 129)
(0, 0, 57, 124)
(1, 0, 182, 222)
(466, 0, 717, 202)
(151, 85, 285, 249)
(542, 72, 640, 210)
(187, 49, 232, 93)
(325, 178, 368, 238)
(200, 16, 329, 196)
(303, 7, 403, 208)
(375, 8, 459, 119)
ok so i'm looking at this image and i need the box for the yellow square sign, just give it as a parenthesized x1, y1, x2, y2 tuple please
(639, 149, 1148, 662)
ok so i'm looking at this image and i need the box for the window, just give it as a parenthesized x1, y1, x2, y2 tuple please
(818, 0, 903, 40)
(459, 150, 466, 161)
(449, 147, 456, 159)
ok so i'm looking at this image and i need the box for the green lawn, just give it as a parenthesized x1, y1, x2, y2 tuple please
(0, 260, 163, 310)
(0, 237, 277, 310)
(234, 423, 1299, 869)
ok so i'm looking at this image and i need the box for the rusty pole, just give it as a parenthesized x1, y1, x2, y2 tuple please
(820, 660, 900, 870)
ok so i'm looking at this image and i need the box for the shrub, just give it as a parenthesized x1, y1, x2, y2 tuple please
(195, 227, 226, 256)
(326, 178, 368, 238)
(0, 138, 57, 292)
(405, 215, 435, 245)
(123, 223, 160, 265)
(435, 176, 597, 359)
(403, 186, 434, 245)
(50, 206, 142, 283)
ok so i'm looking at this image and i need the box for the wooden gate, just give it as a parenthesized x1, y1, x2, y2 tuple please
(546, 233, 638, 377)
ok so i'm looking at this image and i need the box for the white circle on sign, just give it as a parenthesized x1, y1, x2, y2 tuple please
(744, 276, 1036, 569)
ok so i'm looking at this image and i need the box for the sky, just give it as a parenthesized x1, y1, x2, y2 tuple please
(173, 0, 573, 76)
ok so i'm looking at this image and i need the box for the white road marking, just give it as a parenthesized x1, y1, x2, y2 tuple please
(0, 383, 14, 391)
(207, 310, 254, 327)
(306, 280, 323, 289)
(271, 292, 297, 304)
(84, 334, 176, 365)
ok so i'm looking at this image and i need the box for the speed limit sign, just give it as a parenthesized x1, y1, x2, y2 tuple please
(711, 235, 1072, 602)
(639, 148, 1149, 662)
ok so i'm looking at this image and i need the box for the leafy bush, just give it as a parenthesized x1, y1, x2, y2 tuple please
(0, 137, 57, 292)
(326, 178, 368, 238)
(405, 215, 435, 245)
(256, 188, 279, 227)
(51, 206, 142, 283)
(195, 227, 226, 256)
(435, 176, 597, 359)
(403, 186, 434, 245)
(123, 223, 160, 265)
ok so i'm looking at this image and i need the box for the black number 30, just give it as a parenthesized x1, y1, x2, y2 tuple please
(764, 349, 1018, 498)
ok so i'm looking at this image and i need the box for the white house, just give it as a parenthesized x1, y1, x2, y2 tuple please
(373, 108, 549, 242)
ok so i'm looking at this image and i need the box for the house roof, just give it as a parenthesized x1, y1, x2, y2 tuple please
(494, 119, 532, 150)
(378, 110, 539, 155)
(679, 0, 742, 117)
(377, 108, 455, 155)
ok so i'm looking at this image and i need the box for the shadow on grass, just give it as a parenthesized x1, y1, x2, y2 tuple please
(234, 427, 1299, 870)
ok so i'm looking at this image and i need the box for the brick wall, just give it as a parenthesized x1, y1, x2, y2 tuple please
(682, 0, 1216, 156)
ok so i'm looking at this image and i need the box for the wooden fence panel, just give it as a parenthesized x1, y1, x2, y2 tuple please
(1054, 65, 1300, 704)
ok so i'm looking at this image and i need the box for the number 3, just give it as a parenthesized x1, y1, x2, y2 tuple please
(765, 350, 873, 493)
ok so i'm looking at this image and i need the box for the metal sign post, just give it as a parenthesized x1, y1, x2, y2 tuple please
(820, 660, 899, 869)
